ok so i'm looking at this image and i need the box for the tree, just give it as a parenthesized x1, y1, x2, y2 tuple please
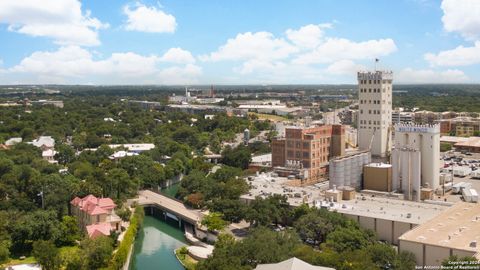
(57, 216, 81, 246)
(32, 240, 60, 270)
(116, 207, 132, 222)
(394, 251, 416, 270)
(326, 226, 375, 253)
(294, 211, 333, 245)
(0, 240, 10, 264)
(81, 236, 114, 270)
(366, 243, 396, 269)
(55, 144, 75, 165)
(221, 145, 251, 170)
(201, 212, 227, 232)
(246, 195, 291, 227)
(440, 142, 452, 152)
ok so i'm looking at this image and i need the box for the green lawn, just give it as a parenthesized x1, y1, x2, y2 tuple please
(248, 112, 288, 122)
(1, 256, 37, 267)
(175, 247, 198, 270)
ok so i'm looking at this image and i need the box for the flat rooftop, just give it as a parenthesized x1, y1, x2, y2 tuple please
(440, 136, 469, 144)
(455, 137, 480, 148)
(398, 202, 480, 252)
(323, 195, 449, 224)
(241, 172, 326, 206)
(365, 162, 392, 168)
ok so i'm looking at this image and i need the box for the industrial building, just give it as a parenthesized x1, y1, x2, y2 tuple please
(329, 150, 371, 189)
(391, 124, 440, 200)
(271, 124, 345, 184)
(454, 136, 480, 153)
(316, 196, 449, 245)
(357, 70, 393, 157)
(398, 202, 480, 266)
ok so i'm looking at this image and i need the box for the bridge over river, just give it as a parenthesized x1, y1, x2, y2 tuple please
(134, 190, 204, 228)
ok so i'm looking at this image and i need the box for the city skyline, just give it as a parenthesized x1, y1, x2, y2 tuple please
(0, 0, 479, 85)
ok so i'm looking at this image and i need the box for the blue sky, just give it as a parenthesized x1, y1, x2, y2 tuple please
(0, 0, 479, 84)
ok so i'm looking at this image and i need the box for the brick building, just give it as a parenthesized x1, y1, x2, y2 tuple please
(436, 117, 480, 136)
(271, 124, 345, 183)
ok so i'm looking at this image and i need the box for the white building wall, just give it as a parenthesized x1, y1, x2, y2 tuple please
(357, 71, 393, 157)
(393, 124, 440, 190)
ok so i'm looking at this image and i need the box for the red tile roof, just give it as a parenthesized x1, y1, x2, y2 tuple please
(70, 194, 116, 215)
(86, 223, 112, 238)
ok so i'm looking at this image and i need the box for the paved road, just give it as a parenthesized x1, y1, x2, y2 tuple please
(136, 190, 204, 225)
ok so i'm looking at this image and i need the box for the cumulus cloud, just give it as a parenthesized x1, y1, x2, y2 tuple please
(396, 68, 469, 83)
(200, 31, 298, 61)
(293, 38, 397, 65)
(200, 24, 397, 82)
(285, 23, 331, 48)
(0, 0, 107, 46)
(123, 3, 176, 33)
(3, 46, 201, 84)
(159, 48, 195, 64)
(441, 0, 480, 41)
(425, 41, 480, 66)
(325, 60, 366, 75)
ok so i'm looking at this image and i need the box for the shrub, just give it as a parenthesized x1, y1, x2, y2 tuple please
(108, 206, 144, 270)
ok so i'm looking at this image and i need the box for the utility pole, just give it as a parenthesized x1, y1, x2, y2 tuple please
(38, 189, 44, 209)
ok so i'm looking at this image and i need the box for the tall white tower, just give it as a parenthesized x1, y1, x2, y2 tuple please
(357, 70, 393, 157)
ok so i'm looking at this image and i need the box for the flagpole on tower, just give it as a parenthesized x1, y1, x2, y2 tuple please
(375, 58, 379, 71)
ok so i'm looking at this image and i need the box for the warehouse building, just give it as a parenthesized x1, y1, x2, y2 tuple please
(398, 202, 480, 267)
(316, 196, 449, 245)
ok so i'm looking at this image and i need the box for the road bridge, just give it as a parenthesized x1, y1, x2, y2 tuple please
(135, 190, 204, 228)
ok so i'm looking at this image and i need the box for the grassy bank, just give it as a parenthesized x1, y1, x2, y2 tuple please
(175, 247, 198, 270)
(108, 206, 145, 270)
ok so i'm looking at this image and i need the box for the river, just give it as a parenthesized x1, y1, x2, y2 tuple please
(129, 215, 187, 270)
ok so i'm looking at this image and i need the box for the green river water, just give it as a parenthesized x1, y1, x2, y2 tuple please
(129, 183, 185, 270)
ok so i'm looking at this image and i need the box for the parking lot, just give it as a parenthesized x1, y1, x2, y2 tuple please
(437, 151, 480, 202)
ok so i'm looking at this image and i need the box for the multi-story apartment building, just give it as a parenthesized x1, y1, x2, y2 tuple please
(271, 124, 344, 183)
(357, 71, 393, 157)
(436, 117, 480, 136)
(392, 110, 413, 124)
(70, 195, 121, 238)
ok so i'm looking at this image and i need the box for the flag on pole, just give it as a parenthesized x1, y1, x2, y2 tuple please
(375, 58, 379, 62)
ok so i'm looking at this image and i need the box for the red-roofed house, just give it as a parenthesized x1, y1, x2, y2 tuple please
(70, 194, 121, 238)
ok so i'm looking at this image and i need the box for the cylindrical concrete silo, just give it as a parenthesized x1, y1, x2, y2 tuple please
(401, 150, 410, 197)
(391, 149, 400, 191)
(344, 158, 352, 187)
(411, 150, 421, 201)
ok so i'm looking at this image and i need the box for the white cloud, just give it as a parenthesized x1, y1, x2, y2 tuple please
(159, 48, 195, 64)
(123, 3, 176, 33)
(200, 31, 298, 61)
(293, 38, 397, 65)
(425, 41, 480, 66)
(3, 46, 201, 84)
(0, 0, 107, 46)
(285, 24, 331, 48)
(325, 60, 366, 75)
(441, 0, 480, 40)
(158, 64, 202, 84)
(199, 24, 397, 83)
(396, 68, 469, 83)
